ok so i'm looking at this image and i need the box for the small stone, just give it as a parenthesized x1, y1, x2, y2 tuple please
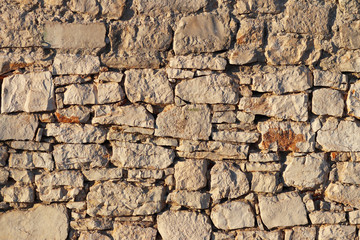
(100, 0, 126, 19)
(157, 211, 212, 240)
(248, 152, 279, 162)
(134, 0, 207, 16)
(313, 70, 348, 91)
(213, 232, 235, 240)
(236, 112, 255, 123)
(0, 168, 9, 184)
(166, 191, 210, 209)
(312, 88, 344, 117)
(82, 168, 123, 181)
(52, 54, 100, 75)
(68, 0, 99, 15)
(55, 106, 91, 123)
(236, 230, 282, 240)
(318, 225, 356, 240)
(284, 227, 317, 240)
(169, 55, 227, 71)
(212, 131, 260, 143)
(349, 210, 360, 224)
(338, 50, 360, 72)
(175, 160, 207, 190)
(212, 111, 237, 124)
(79, 232, 111, 240)
(35, 171, 84, 188)
(229, 45, 259, 65)
(9, 169, 34, 183)
(128, 169, 163, 180)
(325, 182, 360, 209)
(1, 184, 34, 203)
(337, 162, 360, 184)
(97, 82, 126, 104)
(112, 223, 157, 240)
(309, 211, 346, 224)
(54, 76, 91, 86)
(71, 217, 113, 231)
(234, 0, 281, 14)
(98, 71, 124, 83)
(166, 68, 194, 79)
(347, 81, 360, 119)
(246, 162, 281, 172)
(211, 201, 255, 230)
(251, 172, 277, 193)
(0, 146, 8, 166)
(8, 141, 51, 151)
(340, 20, 360, 50)
(9, 152, 54, 171)
(153, 137, 178, 147)
(236, 18, 264, 47)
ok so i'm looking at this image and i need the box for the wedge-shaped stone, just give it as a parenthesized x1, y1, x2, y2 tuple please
(53, 144, 109, 169)
(134, 0, 207, 15)
(212, 131, 260, 143)
(52, 54, 100, 75)
(169, 55, 227, 71)
(166, 191, 210, 209)
(340, 20, 360, 50)
(92, 105, 154, 128)
(313, 70, 348, 90)
(239, 93, 309, 121)
(338, 162, 360, 184)
(1, 72, 55, 113)
(125, 69, 173, 104)
(111, 142, 174, 169)
(0, 205, 68, 240)
(112, 223, 157, 240)
(211, 201, 255, 230)
(43, 22, 105, 49)
(155, 105, 211, 140)
(325, 182, 360, 209)
(157, 211, 212, 240)
(35, 171, 84, 188)
(175, 74, 239, 104)
(9, 152, 54, 171)
(258, 192, 308, 229)
(347, 81, 360, 119)
(258, 121, 315, 152)
(46, 123, 107, 143)
(312, 88, 344, 117)
(318, 225, 356, 240)
(174, 12, 230, 55)
(87, 181, 165, 216)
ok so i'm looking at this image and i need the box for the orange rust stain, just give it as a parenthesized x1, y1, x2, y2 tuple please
(262, 127, 305, 152)
(55, 112, 80, 123)
(236, 36, 247, 45)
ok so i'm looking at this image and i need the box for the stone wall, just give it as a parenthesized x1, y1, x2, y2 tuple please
(0, 0, 360, 239)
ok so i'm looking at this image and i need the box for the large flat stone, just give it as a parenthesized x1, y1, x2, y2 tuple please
(52, 54, 100, 75)
(0, 114, 38, 140)
(325, 182, 360, 209)
(1, 72, 55, 113)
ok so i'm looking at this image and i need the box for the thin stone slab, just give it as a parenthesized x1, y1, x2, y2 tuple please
(347, 81, 360, 119)
(211, 131, 260, 143)
(9, 141, 51, 151)
(0, 114, 38, 140)
(134, 0, 207, 16)
(169, 55, 227, 71)
(313, 70, 348, 90)
(82, 168, 123, 181)
(166, 191, 210, 209)
(9, 152, 54, 171)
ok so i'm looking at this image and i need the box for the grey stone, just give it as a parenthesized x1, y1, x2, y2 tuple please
(258, 192, 308, 229)
(87, 181, 165, 216)
(312, 88, 344, 117)
(211, 131, 260, 143)
(155, 104, 211, 140)
(125, 69, 173, 104)
(157, 211, 212, 240)
(175, 74, 239, 104)
(53, 144, 109, 170)
(35, 171, 84, 188)
(340, 20, 360, 50)
(0, 146, 8, 166)
(169, 55, 227, 71)
(55, 106, 91, 123)
(313, 70, 348, 91)
(325, 182, 360, 209)
(111, 142, 174, 169)
(9, 152, 54, 170)
(100, 0, 126, 19)
(309, 211, 346, 224)
(0, 169, 9, 184)
(284, 227, 317, 240)
(1, 184, 34, 203)
(211, 201, 255, 230)
(338, 162, 360, 184)
(82, 168, 123, 181)
(318, 225, 356, 240)
(347, 81, 360, 119)
(1, 72, 55, 113)
(251, 172, 277, 193)
(112, 223, 157, 240)
(98, 71, 124, 83)
(0, 204, 68, 240)
(166, 191, 210, 209)
(175, 160, 207, 190)
(174, 12, 230, 55)
(52, 54, 100, 75)
(134, 0, 207, 15)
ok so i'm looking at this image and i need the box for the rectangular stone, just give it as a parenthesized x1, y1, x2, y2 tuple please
(166, 190, 210, 209)
(251, 172, 278, 193)
(52, 54, 100, 75)
(313, 70, 348, 90)
(1, 184, 34, 203)
(82, 168, 123, 181)
(337, 162, 360, 184)
(211, 131, 260, 143)
(249, 153, 279, 162)
(35, 171, 84, 188)
(309, 211, 346, 224)
(128, 169, 164, 179)
(9, 152, 54, 171)
(9, 141, 51, 151)
(246, 162, 281, 172)
(169, 55, 227, 71)
(134, 0, 207, 15)
(325, 182, 360, 209)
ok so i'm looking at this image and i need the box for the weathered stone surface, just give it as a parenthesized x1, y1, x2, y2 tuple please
(128, 169, 163, 179)
(236, 18, 264, 47)
(258, 121, 315, 152)
(9, 152, 54, 170)
(71, 217, 112, 231)
(9, 169, 34, 183)
(325, 182, 360, 208)
(283, 153, 329, 190)
(53, 144, 109, 169)
(249, 152, 279, 162)
(0, 168, 9, 184)
(82, 168, 123, 181)
(258, 192, 308, 229)
(68, 0, 99, 16)
(234, 0, 281, 14)
(175, 160, 207, 190)
(174, 12, 230, 55)
(9, 141, 51, 151)
(46, 123, 107, 143)
(252, 66, 312, 94)
(229, 45, 259, 65)
(212, 131, 260, 143)
(0, 204, 68, 240)
(79, 232, 111, 240)
(2, 72, 55, 113)
(251, 172, 277, 193)
(210, 162, 249, 203)
(212, 111, 237, 124)
(44, 23, 105, 49)
(349, 210, 360, 224)
(313, 70, 348, 90)
(211, 201, 255, 230)
(100, 0, 126, 18)
(0, 146, 8, 166)
(284, 227, 316, 240)
(347, 81, 360, 119)
(340, 20, 360, 50)
(92, 105, 154, 128)
(111, 142, 174, 169)
(317, 120, 360, 151)
(309, 211, 346, 224)
(246, 162, 281, 172)
(239, 93, 309, 121)
(52, 54, 100, 75)
(155, 105, 211, 140)
(338, 50, 360, 72)
(112, 223, 157, 240)
(125, 69, 173, 104)
(166, 191, 210, 209)
(338, 162, 360, 184)
(318, 225, 356, 240)
(1, 184, 34, 203)
(55, 106, 91, 123)
(87, 181, 165, 216)
(312, 88, 344, 117)
(157, 211, 212, 240)
(175, 74, 239, 104)
(98, 71, 124, 83)
(134, 0, 206, 15)
(169, 55, 227, 71)
(97, 82, 126, 104)
(166, 68, 194, 79)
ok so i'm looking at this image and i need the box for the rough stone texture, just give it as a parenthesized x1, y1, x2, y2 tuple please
(134, 0, 207, 15)
(318, 225, 356, 240)
(1, 184, 34, 203)
(338, 162, 360, 184)
(112, 223, 157, 240)
(175, 160, 207, 190)
(325, 182, 360, 209)
(236, 231, 282, 240)
(234, 0, 281, 14)
(309, 211, 346, 224)
(340, 20, 360, 50)
(349, 210, 360, 224)
(52, 54, 100, 75)
(82, 168, 123, 181)
(338, 50, 360, 72)
(0, 204, 68, 240)
(9, 152, 54, 170)
(169, 55, 227, 71)
(166, 191, 210, 209)
(347, 81, 360, 119)
(212, 131, 260, 143)
(312, 88, 344, 117)
(87, 181, 165, 216)
(251, 172, 277, 193)
(55, 106, 91, 123)
(284, 227, 317, 240)
(100, 0, 126, 19)
(313, 70, 348, 90)
(0, 114, 38, 140)
(157, 211, 212, 240)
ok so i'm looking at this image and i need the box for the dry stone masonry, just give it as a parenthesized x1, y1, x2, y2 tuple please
(1, 0, 360, 239)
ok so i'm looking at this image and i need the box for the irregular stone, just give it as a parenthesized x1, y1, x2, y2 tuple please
(0, 204, 68, 240)
(211, 201, 255, 230)
(1, 184, 34, 203)
(44, 23, 105, 48)
(283, 153, 329, 190)
(309, 211, 346, 224)
(338, 50, 360, 72)
(313, 70, 348, 91)
(252, 66, 312, 94)
(347, 81, 360, 119)
(229, 45, 259, 65)
(251, 172, 277, 193)
(97, 82, 126, 104)
(153, 137, 178, 147)
(169, 55, 227, 71)
(79, 232, 111, 240)
(53, 76, 90, 86)
(318, 225, 356, 240)
(258, 120, 315, 152)
(134, 0, 207, 15)
(92, 105, 154, 128)
(53, 144, 109, 170)
(98, 71, 124, 83)
(175, 74, 239, 104)
(338, 162, 360, 184)
(125, 69, 173, 104)
(111, 142, 174, 169)
(52, 54, 100, 75)
(9, 169, 34, 183)
(174, 12, 230, 55)
(55, 106, 91, 123)
(155, 104, 211, 140)
(87, 181, 165, 216)
(9, 152, 54, 171)
(112, 223, 157, 240)
(71, 217, 113, 231)
(210, 162, 250, 203)
(212, 111, 237, 123)
(157, 211, 212, 240)
(166, 68, 194, 79)
(68, 0, 99, 16)
(175, 160, 207, 190)
(312, 88, 344, 117)
(317, 120, 360, 151)
(234, 0, 281, 14)
(284, 227, 317, 240)
(9, 141, 51, 151)
(239, 93, 309, 121)
(349, 210, 360, 224)
(0, 168, 9, 184)
(2, 72, 55, 113)
(212, 131, 260, 143)
(100, 0, 126, 19)
(166, 191, 210, 209)
(325, 182, 360, 208)
(236, 18, 264, 47)
(0, 146, 8, 166)
(258, 192, 308, 229)
(213, 232, 236, 240)
(35, 171, 83, 188)
(340, 20, 360, 50)
(246, 162, 281, 172)
(128, 169, 163, 179)
(82, 168, 123, 181)
(46, 123, 107, 143)
(248, 152, 279, 162)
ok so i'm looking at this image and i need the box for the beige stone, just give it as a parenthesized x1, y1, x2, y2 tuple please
(1, 184, 34, 203)
(312, 88, 344, 117)
(251, 172, 277, 193)
(347, 81, 360, 119)
(234, 0, 281, 14)
(100, 0, 126, 19)
(169, 55, 227, 71)
(284, 227, 316, 240)
(9, 152, 54, 170)
(55, 106, 91, 123)
(313, 70, 348, 90)
(325, 182, 360, 208)
(318, 225, 356, 240)
(112, 223, 157, 240)
(166, 191, 210, 209)
(52, 54, 100, 75)
(338, 162, 360, 184)
(340, 20, 360, 50)
(175, 160, 207, 190)
(68, 0, 99, 16)
(236, 230, 282, 240)
(134, 0, 206, 15)
(309, 211, 346, 224)
(212, 131, 260, 143)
